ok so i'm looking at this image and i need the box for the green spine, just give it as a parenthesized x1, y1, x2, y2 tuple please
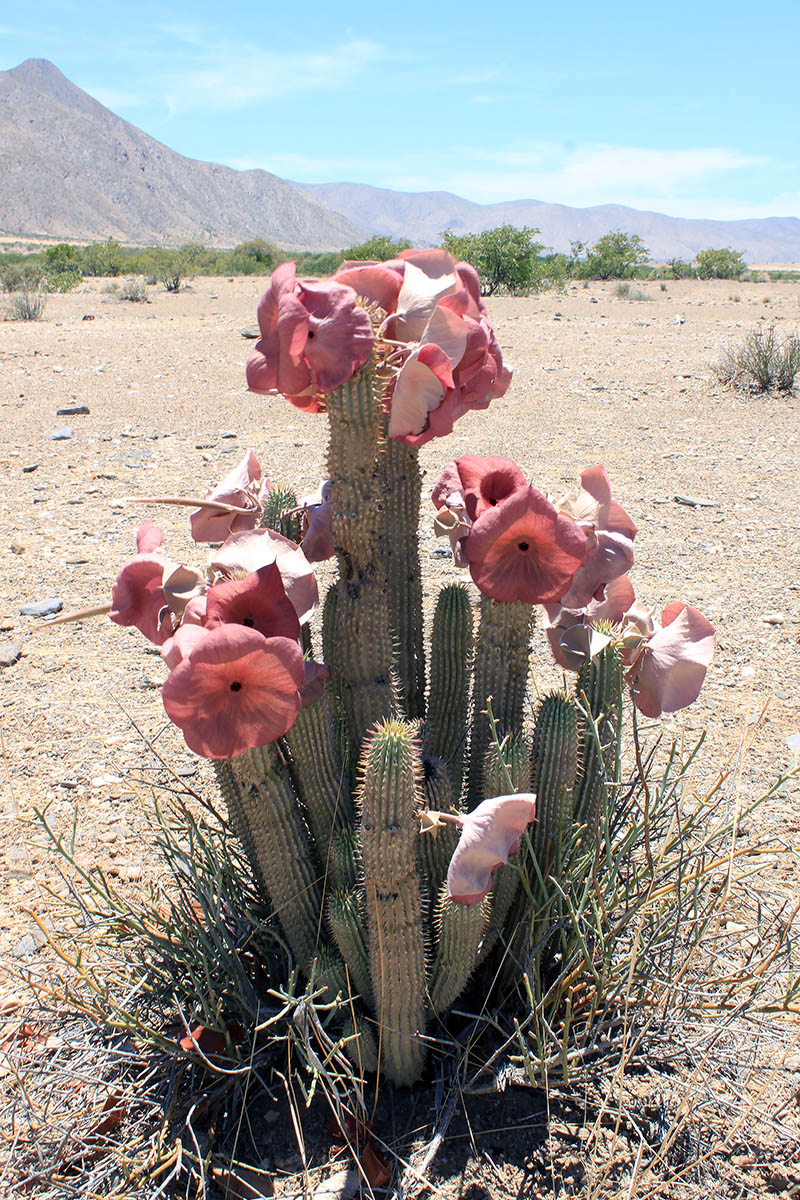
(429, 886, 490, 1016)
(326, 367, 395, 755)
(329, 826, 362, 891)
(328, 888, 373, 1006)
(573, 644, 623, 831)
(357, 719, 427, 1085)
(530, 693, 579, 875)
(467, 598, 535, 805)
(284, 685, 352, 871)
(215, 745, 322, 971)
(379, 439, 426, 720)
(425, 584, 473, 797)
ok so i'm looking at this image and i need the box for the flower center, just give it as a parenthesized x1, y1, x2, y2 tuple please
(230, 681, 242, 692)
(518, 541, 530, 552)
(243, 615, 255, 627)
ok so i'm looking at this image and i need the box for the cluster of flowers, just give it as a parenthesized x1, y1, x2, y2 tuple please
(245, 248, 510, 444)
(109, 451, 327, 759)
(431, 454, 716, 719)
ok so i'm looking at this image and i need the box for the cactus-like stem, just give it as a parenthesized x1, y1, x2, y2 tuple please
(312, 944, 349, 1004)
(284, 686, 352, 871)
(379, 439, 426, 719)
(530, 693, 579, 875)
(425, 584, 473, 796)
(215, 745, 322, 970)
(342, 1011, 379, 1074)
(574, 644, 623, 831)
(261, 485, 297, 532)
(328, 888, 373, 1006)
(467, 598, 535, 806)
(357, 719, 427, 1085)
(329, 827, 362, 891)
(418, 756, 460, 899)
(429, 887, 490, 1016)
(326, 368, 395, 755)
(478, 735, 531, 961)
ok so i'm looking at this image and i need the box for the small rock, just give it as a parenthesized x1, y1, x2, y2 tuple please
(195, 442, 216, 449)
(10, 543, 25, 555)
(240, 327, 259, 339)
(13, 933, 43, 959)
(0, 640, 23, 668)
(761, 612, 785, 625)
(50, 426, 74, 440)
(673, 314, 685, 325)
(56, 405, 90, 416)
(58, 778, 80, 789)
(22, 463, 39, 473)
(65, 555, 89, 565)
(20, 598, 63, 618)
(429, 547, 451, 558)
(81, 313, 95, 320)
(220, 430, 237, 438)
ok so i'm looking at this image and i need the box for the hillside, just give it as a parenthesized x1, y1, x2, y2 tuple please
(296, 181, 800, 262)
(0, 59, 363, 251)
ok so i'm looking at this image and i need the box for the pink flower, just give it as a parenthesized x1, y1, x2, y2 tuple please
(161, 622, 208, 670)
(556, 465, 637, 540)
(190, 450, 269, 544)
(246, 263, 373, 411)
(161, 625, 304, 759)
(558, 528, 635, 610)
(447, 794, 537, 904)
(433, 456, 527, 522)
(626, 603, 716, 717)
(205, 564, 301, 642)
(110, 554, 173, 645)
(298, 659, 332, 708)
(297, 481, 334, 563)
(136, 521, 163, 554)
(208, 528, 318, 625)
(545, 575, 636, 669)
(466, 487, 588, 604)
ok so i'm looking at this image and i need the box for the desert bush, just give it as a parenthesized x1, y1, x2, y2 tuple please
(614, 281, 653, 301)
(82, 238, 124, 276)
(341, 234, 412, 261)
(118, 276, 148, 302)
(0, 259, 44, 292)
(4, 288, 46, 320)
(694, 247, 747, 280)
(160, 257, 185, 292)
(714, 322, 800, 393)
(666, 256, 694, 279)
(572, 231, 649, 280)
(442, 224, 547, 294)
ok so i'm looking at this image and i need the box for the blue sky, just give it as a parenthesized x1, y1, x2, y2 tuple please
(2, 0, 799, 219)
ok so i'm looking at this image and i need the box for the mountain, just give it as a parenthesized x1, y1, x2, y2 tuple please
(296, 181, 800, 263)
(0, 59, 363, 250)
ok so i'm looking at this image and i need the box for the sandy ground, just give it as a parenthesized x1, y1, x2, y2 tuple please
(0, 273, 798, 1193)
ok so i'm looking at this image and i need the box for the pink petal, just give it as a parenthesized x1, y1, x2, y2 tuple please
(558, 530, 635, 609)
(110, 554, 171, 645)
(162, 564, 205, 617)
(450, 455, 527, 522)
(161, 622, 210, 669)
(558, 465, 637, 539)
(190, 450, 263, 543)
(298, 659, 332, 708)
(162, 626, 304, 759)
(388, 345, 452, 439)
(628, 604, 716, 717)
(392, 259, 458, 343)
(466, 487, 588, 604)
(421, 304, 468, 367)
(447, 794, 537, 904)
(209, 529, 318, 625)
(205, 564, 300, 642)
(296, 279, 373, 392)
(136, 522, 163, 554)
(587, 575, 636, 623)
(332, 264, 402, 313)
(182, 594, 208, 625)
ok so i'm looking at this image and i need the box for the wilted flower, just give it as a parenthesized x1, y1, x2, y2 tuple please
(625, 602, 716, 717)
(297, 480, 334, 563)
(446, 794, 537, 904)
(246, 263, 374, 411)
(190, 450, 269, 544)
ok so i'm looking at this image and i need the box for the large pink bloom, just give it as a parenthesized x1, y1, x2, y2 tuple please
(162, 625, 304, 759)
(466, 487, 588, 604)
(447, 794, 537, 904)
(626, 603, 716, 718)
(208, 528, 318, 625)
(246, 263, 373, 411)
(433, 456, 527, 523)
(205, 563, 301, 642)
(190, 450, 268, 544)
(110, 554, 173, 645)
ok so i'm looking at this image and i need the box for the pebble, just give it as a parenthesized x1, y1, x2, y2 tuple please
(0, 640, 23, 668)
(10, 543, 25, 555)
(761, 612, 785, 625)
(240, 327, 259, 339)
(20, 597, 63, 618)
(50, 426, 73, 440)
(429, 547, 451, 558)
(13, 933, 43, 958)
(56, 405, 90, 416)
(220, 430, 237, 438)
(22, 463, 39, 473)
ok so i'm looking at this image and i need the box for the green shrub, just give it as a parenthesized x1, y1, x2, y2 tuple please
(118, 276, 149, 302)
(160, 258, 185, 293)
(341, 234, 411, 261)
(4, 288, 46, 320)
(82, 238, 124, 276)
(572, 231, 649, 280)
(666, 257, 694, 279)
(714, 323, 800, 393)
(442, 224, 547, 295)
(694, 247, 746, 280)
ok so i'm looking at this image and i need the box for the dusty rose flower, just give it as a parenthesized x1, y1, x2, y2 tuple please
(556, 465, 637, 540)
(110, 554, 174, 645)
(161, 622, 208, 670)
(161, 625, 304, 759)
(447, 794, 537, 904)
(190, 450, 269, 544)
(466, 487, 588, 604)
(205, 564, 300, 642)
(626, 603, 716, 717)
(208, 528, 318, 625)
(559, 528, 635, 610)
(246, 263, 373, 411)
(136, 521, 163, 554)
(433, 456, 527, 523)
(545, 575, 636, 669)
(298, 659, 332, 708)
(297, 480, 334, 563)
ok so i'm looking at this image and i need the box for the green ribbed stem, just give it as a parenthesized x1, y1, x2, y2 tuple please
(328, 888, 373, 1006)
(342, 1011, 379, 1074)
(379, 439, 426, 720)
(284, 685, 352, 873)
(467, 598, 535, 806)
(425, 584, 473, 797)
(419, 756, 459, 900)
(215, 746, 322, 971)
(357, 719, 427, 1085)
(429, 887, 490, 1016)
(261, 486, 297, 532)
(531, 693, 579, 875)
(574, 644, 623, 831)
(329, 826, 362, 891)
(312, 944, 348, 1004)
(326, 367, 395, 755)
(478, 735, 530, 961)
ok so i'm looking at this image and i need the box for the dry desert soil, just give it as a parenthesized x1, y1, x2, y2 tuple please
(0, 273, 799, 1197)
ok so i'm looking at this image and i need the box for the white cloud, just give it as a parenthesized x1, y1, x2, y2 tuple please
(89, 86, 142, 110)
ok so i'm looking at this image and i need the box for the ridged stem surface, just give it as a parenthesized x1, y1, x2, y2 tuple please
(379, 438, 426, 719)
(425, 584, 473, 797)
